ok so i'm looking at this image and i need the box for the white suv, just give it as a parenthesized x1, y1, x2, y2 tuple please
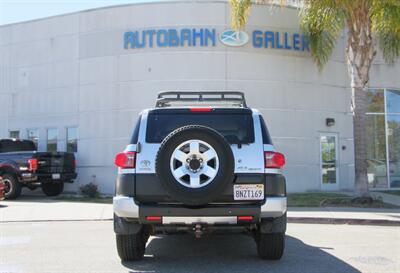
(113, 92, 287, 261)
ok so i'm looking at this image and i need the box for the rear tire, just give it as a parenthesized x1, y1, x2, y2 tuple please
(155, 125, 234, 206)
(41, 183, 64, 197)
(3, 174, 22, 200)
(116, 233, 146, 261)
(256, 233, 285, 260)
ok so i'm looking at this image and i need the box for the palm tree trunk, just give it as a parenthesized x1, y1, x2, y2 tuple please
(352, 86, 370, 197)
(346, 3, 375, 197)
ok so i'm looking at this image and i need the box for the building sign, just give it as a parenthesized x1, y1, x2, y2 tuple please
(124, 28, 216, 49)
(219, 30, 249, 47)
(124, 28, 309, 52)
(252, 30, 309, 51)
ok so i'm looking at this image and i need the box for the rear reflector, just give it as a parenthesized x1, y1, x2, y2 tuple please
(264, 152, 285, 168)
(114, 151, 136, 169)
(237, 216, 253, 221)
(28, 158, 38, 171)
(190, 107, 212, 112)
(146, 216, 162, 221)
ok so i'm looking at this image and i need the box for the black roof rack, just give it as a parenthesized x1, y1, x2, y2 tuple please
(156, 91, 247, 108)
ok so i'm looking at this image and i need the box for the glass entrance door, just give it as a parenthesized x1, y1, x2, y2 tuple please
(320, 134, 339, 190)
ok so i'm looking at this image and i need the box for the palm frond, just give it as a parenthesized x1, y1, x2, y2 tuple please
(230, 0, 252, 30)
(229, 0, 297, 31)
(300, 1, 345, 69)
(371, 0, 400, 64)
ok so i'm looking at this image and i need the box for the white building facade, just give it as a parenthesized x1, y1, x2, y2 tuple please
(0, 0, 399, 194)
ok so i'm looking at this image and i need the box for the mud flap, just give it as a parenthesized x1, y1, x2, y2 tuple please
(114, 214, 143, 235)
(259, 213, 287, 234)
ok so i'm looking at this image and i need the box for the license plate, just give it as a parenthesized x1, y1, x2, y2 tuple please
(233, 184, 264, 200)
(52, 173, 60, 179)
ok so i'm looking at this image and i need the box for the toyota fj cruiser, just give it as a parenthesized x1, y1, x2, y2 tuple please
(113, 92, 287, 261)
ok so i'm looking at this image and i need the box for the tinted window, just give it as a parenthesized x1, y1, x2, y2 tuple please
(259, 116, 273, 144)
(130, 116, 142, 144)
(146, 113, 254, 144)
(9, 130, 20, 139)
(0, 140, 36, 152)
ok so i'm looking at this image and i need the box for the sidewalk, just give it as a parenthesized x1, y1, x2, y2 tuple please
(0, 197, 113, 222)
(1, 195, 400, 225)
(340, 190, 400, 207)
(370, 191, 400, 206)
(288, 207, 400, 226)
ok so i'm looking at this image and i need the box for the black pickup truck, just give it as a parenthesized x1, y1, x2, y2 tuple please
(0, 139, 77, 199)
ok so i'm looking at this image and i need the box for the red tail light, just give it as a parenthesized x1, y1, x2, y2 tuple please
(237, 216, 253, 221)
(146, 216, 162, 221)
(28, 158, 38, 171)
(115, 151, 136, 168)
(190, 107, 212, 112)
(264, 152, 285, 168)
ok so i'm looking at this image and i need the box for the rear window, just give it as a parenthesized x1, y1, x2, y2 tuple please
(130, 115, 142, 144)
(259, 116, 273, 144)
(0, 140, 36, 152)
(146, 112, 255, 144)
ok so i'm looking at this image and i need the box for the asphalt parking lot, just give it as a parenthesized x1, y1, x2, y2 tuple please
(1, 221, 399, 273)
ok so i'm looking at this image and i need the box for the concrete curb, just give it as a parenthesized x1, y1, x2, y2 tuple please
(288, 217, 400, 226)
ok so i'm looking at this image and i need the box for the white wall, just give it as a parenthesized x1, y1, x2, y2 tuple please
(0, 1, 399, 194)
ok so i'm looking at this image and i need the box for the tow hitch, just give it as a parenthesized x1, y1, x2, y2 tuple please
(193, 223, 205, 238)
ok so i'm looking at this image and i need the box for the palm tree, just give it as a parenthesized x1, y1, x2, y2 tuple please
(230, 0, 400, 197)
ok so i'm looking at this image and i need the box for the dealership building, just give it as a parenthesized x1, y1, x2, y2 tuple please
(0, 0, 399, 194)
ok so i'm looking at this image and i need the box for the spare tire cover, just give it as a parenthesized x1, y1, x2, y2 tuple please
(155, 125, 234, 206)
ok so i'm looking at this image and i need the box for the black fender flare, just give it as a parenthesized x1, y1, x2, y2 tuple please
(0, 162, 20, 177)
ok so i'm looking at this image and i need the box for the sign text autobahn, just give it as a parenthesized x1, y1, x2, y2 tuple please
(124, 28, 310, 52)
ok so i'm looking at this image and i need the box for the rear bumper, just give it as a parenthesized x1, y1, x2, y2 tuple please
(113, 196, 287, 224)
(261, 196, 287, 218)
(20, 172, 77, 183)
(121, 173, 286, 203)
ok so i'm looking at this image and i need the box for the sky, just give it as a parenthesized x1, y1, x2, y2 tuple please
(0, 0, 165, 25)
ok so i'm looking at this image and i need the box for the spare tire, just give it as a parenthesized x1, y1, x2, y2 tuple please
(155, 125, 234, 206)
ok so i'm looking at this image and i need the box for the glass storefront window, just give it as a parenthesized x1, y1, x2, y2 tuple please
(366, 89, 385, 113)
(387, 90, 400, 113)
(387, 115, 400, 188)
(366, 115, 388, 188)
(366, 89, 400, 188)
(27, 129, 39, 149)
(47, 128, 58, 152)
(67, 127, 78, 153)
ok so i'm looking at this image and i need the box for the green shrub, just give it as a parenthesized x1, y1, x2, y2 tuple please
(79, 183, 99, 198)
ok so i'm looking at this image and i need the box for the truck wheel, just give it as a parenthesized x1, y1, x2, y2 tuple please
(116, 233, 146, 261)
(41, 183, 64, 196)
(256, 233, 285, 260)
(3, 174, 22, 200)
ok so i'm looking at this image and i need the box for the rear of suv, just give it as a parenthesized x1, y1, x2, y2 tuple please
(113, 92, 287, 261)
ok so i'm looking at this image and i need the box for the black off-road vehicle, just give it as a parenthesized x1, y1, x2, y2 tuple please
(113, 92, 287, 261)
(0, 139, 77, 199)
